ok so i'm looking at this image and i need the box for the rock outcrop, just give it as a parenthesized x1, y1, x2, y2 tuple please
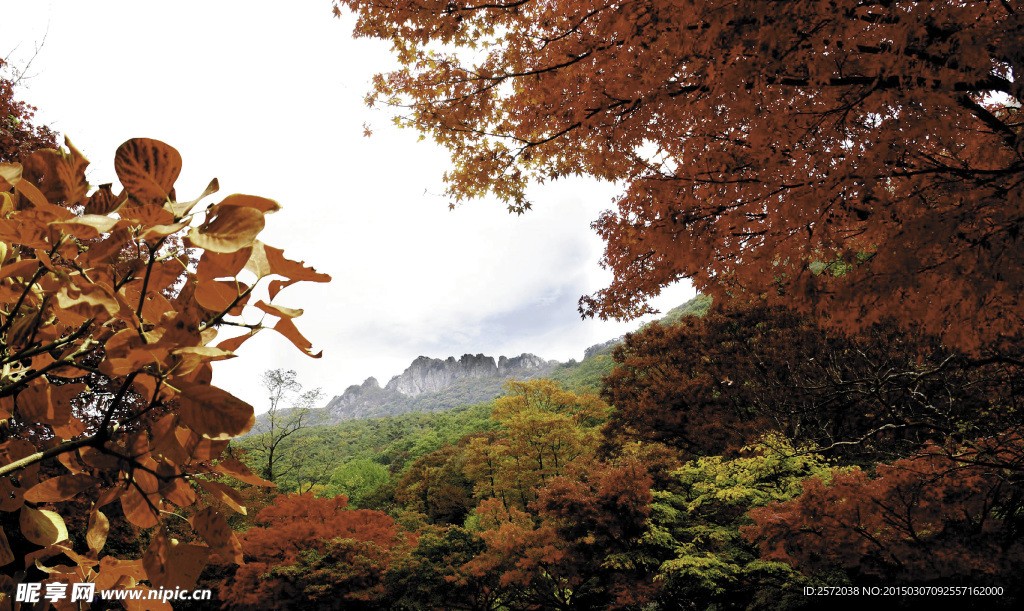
(383, 353, 554, 397)
(322, 353, 557, 421)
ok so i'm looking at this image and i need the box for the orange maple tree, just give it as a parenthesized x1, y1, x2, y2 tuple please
(746, 435, 1024, 596)
(333, 0, 1023, 351)
(0, 137, 329, 602)
(218, 493, 412, 610)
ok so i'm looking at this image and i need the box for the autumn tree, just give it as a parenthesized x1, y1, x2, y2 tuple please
(746, 435, 1024, 606)
(0, 59, 56, 162)
(246, 368, 325, 483)
(462, 380, 608, 511)
(384, 525, 500, 611)
(395, 444, 476, 524)
(218, 493, 413, 610)
(0, 138, 329, 600)
(601, 300, 1024, 463)
(333, 0, 1023, 351)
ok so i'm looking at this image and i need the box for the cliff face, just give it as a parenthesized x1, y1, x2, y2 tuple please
(322, 377, 408, 421)
(322, 353, 556, 421)
(383, 353, 553, 397)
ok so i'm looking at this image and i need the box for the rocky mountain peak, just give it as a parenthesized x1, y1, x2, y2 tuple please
(321, 352, 557, 421)
(384, 352, 553, 397)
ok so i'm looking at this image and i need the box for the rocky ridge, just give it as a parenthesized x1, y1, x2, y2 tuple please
(322, 353, 557, 421)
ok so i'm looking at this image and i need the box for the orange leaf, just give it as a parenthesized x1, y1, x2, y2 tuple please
(24, 475, 99, 503)
(143, 528, 210, 590)
(0, 527, 14, 566)
(215, 330, 259, 353)
(265, 244, 332, 283)
(121, 484, 160, 528)
(216, 193, 280, 214)
(84, 183, 128, 215)
(198, 480, 247, 515)
(179, 384, 255, 440)
(163, 478, 197, 507)
(123, 589, 173, 611)
(17, 380, 85, 426)
(187, 205, 265, 253)
(0, 259, 40, 283)
(115, 138, 182, 202)
(175, 428, 229, 462)
(194, 279, 248, 313)
(191, 507, 244, 564)
(273, 315, 322, 358)
(196, 247, 252, 281)
(215, 458, 276, 487)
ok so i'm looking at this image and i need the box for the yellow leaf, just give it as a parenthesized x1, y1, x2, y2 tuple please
(254, 300, 303, 319)
(187, 205, 265, 253)
(20, 506, 69, 546)
(52, 214, 122, 239)
(87, 509, 110, 555)
(0, 162, 23, 189)
(166, 177, 219, 218)
(171, 345, 236, 361)
(243, 240, 272, 278)
(54, 281, 120, 319)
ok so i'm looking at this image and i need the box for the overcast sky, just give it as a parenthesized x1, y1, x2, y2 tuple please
(5, 0, 693, 412)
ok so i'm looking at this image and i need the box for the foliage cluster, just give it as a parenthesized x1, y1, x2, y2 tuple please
(334, 0, 1023, 354)
(0, 134, 328, 606)
(0, 62, 56, 163)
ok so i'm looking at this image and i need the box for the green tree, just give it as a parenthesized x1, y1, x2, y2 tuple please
(247, 369, 325, 483)
(645, 436, 838, 610)
(325, 458, 391, 508)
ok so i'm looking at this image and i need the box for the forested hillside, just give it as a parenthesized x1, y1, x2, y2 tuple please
(236, 295, 710, 494)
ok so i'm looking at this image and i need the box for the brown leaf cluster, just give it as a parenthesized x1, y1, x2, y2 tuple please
(0, 137, 329, 601)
